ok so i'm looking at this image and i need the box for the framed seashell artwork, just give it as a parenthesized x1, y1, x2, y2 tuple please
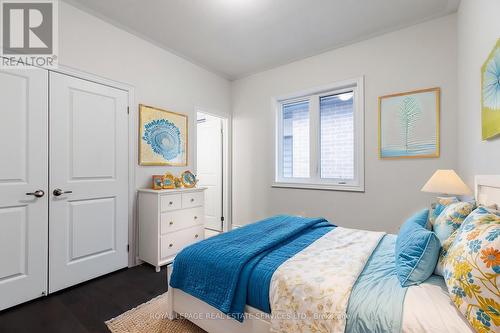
(139, 104, 188, 166)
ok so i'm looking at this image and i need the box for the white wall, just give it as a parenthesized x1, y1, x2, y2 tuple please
(58, 2, 231, 190)
(457, 0, 500, 187)
(232, 15, 458, 233)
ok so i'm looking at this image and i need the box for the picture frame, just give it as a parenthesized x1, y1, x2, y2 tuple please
(378, 87, 440, 159)
(152, 175, 164, 190)
(139, 104, 188, 166)
(481, 38, 500, 140)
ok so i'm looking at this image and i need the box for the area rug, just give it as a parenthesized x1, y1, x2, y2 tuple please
(105, 293, 206, 333)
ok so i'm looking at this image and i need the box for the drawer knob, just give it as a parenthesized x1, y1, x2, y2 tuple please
(169, 243, 173, 248)
(169, 221, 174, 225)
(169, 201, 173, 205)
(195, 234, 199, 238)
(194, 216, 198, 220)
(190, 198, 195, 202)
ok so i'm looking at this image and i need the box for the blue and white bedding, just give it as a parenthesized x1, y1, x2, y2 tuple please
(170, 215, 332, 320)
(246, 221, 335, 313)
(269, 226, 385, 333)
(169, 215, 410, 332)
(346, 235, 407, 333)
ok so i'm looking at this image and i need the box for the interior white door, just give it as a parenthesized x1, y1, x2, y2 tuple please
(197, 116, 223, 231)
(0, 67, 48, 310)
(49, 72, 129, 292)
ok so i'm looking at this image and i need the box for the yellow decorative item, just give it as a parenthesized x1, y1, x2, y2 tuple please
(481, 39, 500, 140)
(162, 173, 175, 189)
(443, 207, 500, 333)
(174, 177, 183, 188)
(151, 175, 163, 190)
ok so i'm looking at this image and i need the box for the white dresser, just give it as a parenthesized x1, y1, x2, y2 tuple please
(138, 187, 206, 272)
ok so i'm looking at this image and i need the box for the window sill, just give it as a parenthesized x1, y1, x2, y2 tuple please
(271, 182, 364, 192)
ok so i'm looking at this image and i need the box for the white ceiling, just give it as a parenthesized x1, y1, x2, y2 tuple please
(64, 0, 460, 80)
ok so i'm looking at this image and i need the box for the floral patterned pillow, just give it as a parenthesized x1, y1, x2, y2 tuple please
(435, 204, 496, 276)
(433, 201, 476, 245)
(443, 207, 500, 333)
(428, 196, 459, 229)
(435, 229, 461, 276)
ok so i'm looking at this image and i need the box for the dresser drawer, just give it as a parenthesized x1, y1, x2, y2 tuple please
(160, 225, 204, 259)
(182, 191, 204, 208)
(160, 207, 204, 234)
(160, 194, 182, 212)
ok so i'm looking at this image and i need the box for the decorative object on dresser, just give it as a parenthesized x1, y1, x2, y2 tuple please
(139, 104, 188, 166)
(181, 170, 198, 188)
(481, 38, 500, 140)
(174, 176, 183, 188)
(162, 173, 176, 189)
(152, 175, 164, 190)
(379, 87, 440, 159)
(138, 187, 206, 272)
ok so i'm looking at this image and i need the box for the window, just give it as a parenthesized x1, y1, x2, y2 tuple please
(274, 77, 364, 191)
(282, 100, 309, 178)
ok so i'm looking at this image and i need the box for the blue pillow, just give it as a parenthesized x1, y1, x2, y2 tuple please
(395, 209, 440, 287)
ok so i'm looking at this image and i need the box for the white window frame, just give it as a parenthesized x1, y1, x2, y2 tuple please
(273, 76, 364, 192)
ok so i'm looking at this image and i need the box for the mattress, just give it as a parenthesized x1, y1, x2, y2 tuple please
(402, 275, 474, 333)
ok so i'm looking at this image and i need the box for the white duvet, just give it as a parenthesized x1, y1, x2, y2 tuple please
(269, 227, 385, 333)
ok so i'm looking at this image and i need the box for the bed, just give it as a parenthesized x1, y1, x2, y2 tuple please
(165, 175, 500, 333)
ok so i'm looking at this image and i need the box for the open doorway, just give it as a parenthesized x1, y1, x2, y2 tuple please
(196, 111, 229, 238)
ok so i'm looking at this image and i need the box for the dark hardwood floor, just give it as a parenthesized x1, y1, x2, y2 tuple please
(0, 264, 168, 333)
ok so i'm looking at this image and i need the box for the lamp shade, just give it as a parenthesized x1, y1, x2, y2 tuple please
(421, 170, 472, 195)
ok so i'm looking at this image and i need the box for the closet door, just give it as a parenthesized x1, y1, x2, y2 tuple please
(49, 72, 129, 292)
(0, 67, 48, 310)
(197, 117, 223, 231)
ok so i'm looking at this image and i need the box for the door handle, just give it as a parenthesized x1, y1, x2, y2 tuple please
(26, 190, 45, 198)
(53, 189, 73, 197)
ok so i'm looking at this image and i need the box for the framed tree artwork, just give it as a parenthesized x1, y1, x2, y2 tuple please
(481, 38, 500, 140)
(379, 87, 440, 159)
(139, 104, 188, 166)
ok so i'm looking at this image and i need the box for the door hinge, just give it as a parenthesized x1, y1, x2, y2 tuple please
(221, 216, 224, 222)
(127, 244, 130, 252)
(127, 106, 130, 114)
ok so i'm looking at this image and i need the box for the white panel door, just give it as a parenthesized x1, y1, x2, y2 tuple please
(49, 72, 129, 292)
(197, 117, 223, 231)
(0, 67, 48, 310)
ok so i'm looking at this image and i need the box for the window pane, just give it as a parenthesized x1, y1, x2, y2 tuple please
(282, 101, 309, 178)
(320, 92, 354, 180)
